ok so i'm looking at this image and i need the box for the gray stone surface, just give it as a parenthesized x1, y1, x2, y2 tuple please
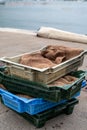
(0, 31, 87, 130)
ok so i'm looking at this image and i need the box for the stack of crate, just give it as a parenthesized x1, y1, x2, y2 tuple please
(0, 45, 87, 128)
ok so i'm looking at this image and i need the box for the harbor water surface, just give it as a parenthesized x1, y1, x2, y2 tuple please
(0, 0, 87, 34)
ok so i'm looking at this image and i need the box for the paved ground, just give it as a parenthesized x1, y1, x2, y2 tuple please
(0, 30, 87, 130)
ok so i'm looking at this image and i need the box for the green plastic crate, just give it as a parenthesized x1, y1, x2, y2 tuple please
(0, 70, 86, 102)
(15, 98, 79, 128)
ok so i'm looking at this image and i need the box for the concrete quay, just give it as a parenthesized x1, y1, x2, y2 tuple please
(0, 29, 87, 130)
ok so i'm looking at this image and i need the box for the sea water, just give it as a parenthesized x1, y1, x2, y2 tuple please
(0, 0, 87, 34)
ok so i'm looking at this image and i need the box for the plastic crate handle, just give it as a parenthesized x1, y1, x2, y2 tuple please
(2, 93, 14, 100)
(67, 99, 79, 106)
(9, 64, 34, 74)
(1, 93, 24, 113)
(2, 93, 19, 104)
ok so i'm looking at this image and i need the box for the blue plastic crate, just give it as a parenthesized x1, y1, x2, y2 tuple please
(0, 88, 66, 115)
(81, 80, 86, 88)
(0, 88, 80, 115)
